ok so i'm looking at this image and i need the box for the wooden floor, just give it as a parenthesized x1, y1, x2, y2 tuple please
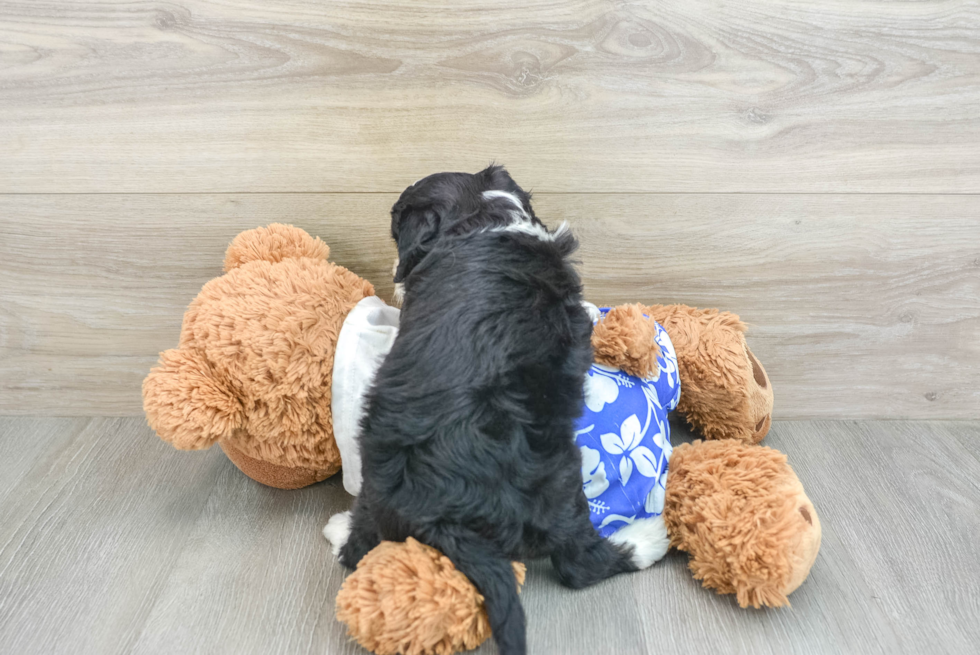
(1, 417, 978, 655)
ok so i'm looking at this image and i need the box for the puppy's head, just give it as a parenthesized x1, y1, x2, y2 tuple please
(390, 165, 539, 292)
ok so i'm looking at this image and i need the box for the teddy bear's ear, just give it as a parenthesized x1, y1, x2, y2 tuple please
(222, 223, 330, 272)
(591, 304, 662, 378)
(142, 348, 243, 450)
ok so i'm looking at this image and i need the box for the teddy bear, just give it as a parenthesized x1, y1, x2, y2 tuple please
(142, 224, 821, 655)
(142, 223, 397, 489)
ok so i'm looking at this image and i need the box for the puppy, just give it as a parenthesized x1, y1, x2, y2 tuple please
(329, 166, 640, 655)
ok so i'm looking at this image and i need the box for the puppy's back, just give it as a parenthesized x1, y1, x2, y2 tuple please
(360, 227, 591, 509)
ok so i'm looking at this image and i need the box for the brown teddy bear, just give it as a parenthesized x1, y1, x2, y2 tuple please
(143, 223, 382, 489)
(142, 224, 820, 655)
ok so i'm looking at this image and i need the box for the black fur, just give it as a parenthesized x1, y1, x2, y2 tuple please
(340, 166, 637, 655)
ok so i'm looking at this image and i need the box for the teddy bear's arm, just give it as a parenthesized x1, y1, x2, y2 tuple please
(142, 348, 243, 451)
(590, 303, 662, 378)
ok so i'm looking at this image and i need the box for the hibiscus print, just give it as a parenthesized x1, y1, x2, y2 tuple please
(599, 414, 659, 486)
(584, 365, 621, 412)
(655, 327, 679, 392)
(580, 445, 609, 499)
(644, 469, 669, 514)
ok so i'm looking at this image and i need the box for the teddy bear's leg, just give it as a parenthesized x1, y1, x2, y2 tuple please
(645, 304, 773, 443)
(663, 439, 821, 608)
(142, 348, 243, 450)
(335, 539, 527, 655)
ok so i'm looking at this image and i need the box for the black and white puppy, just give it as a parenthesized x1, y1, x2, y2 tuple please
(326, 166, 640, 655)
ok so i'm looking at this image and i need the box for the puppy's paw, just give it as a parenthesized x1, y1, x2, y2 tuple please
(323, 511, 352, 558)
(609, 515, 670, 569)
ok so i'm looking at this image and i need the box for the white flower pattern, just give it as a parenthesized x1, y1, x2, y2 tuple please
(576, 310, 682, 539)
(584, 365, 621, 412)
(644, 469, 669, 514)
(580, 445, 609, 499)
(599, 414, 659, 486)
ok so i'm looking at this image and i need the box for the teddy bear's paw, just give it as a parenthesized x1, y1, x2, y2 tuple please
(323, 511, 352, 558)
(608, 515, 670, 569)
(591, 304, 662, 379)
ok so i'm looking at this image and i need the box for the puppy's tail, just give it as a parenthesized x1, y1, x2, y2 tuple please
(429, 531, 527, 655)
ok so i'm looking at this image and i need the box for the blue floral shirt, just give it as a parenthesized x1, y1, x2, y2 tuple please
(576, 310, 680, 538)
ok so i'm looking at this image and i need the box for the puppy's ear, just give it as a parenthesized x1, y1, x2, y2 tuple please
(392, 205, 442, 283)
(478, 164, 510, 187)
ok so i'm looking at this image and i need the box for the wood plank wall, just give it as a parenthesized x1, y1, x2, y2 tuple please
(1, 1, 978, 418)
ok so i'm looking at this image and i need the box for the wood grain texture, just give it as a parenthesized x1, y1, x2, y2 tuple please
(2, 193, 978, 418)
(0, 418, 225, 655)
(1, 418, 979, 654)
(1, 0, 979, 192)
(127, 452, 358, 654)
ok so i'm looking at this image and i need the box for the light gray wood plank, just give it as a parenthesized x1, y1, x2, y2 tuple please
(758, 421, 980, 653)
(2, 193, 978, 418)
(512, 420, 910, 655)
(0, 418, 225, 655)
(128, 476, 356, 654)
(128, 468, 357, 655)
(1, 418, 979, 654)
(942, 421, 980, 462)
(572, 193, 980, 421)
(1, 1, 978, 193)
(518, 558, 650, 655)
(0, 417, 87, 503)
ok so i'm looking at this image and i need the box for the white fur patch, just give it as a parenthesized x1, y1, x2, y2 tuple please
(391, 257, 405, 307)
(582, 301, 601, 323)
(495, 220, 570, 243)
(481, 190, 570, 242)
(608, 515, 670, 569)
(482, 189, 525, 211)
(323, 511, 352, 558)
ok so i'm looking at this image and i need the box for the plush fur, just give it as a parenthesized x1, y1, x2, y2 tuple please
(594, 304, 774, 444)
(142, 224, 374, 484)
(664, 439, 822, 608)
(336, 538, 526, 655)
(337, 167, 638, 655)
(590, 303, 662, 378)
